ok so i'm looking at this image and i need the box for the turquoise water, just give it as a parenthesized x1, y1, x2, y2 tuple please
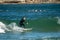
(0, 4, 60, 40)
(0, 32, 60, 40)
(0, 4, 60, 20)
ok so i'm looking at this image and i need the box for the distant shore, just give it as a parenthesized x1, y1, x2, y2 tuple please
(0, 2, 60, 4)
(0, 1, 60, 4)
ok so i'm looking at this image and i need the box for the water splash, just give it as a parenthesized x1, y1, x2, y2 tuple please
(0, 22, 7, 33)
(0, 22, 32, 33)
(55, 16, 60, 24)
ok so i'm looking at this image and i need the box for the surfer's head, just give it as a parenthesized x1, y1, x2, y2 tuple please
(23, 16, 26, 20)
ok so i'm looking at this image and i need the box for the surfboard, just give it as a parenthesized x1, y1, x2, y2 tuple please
(12, 27, 32, 32)
(23, 28, 32, 31)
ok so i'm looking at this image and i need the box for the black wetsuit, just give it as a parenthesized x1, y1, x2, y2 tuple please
(19, 18, 25, 28)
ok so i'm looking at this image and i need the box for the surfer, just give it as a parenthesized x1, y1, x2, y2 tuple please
(19, 16, 28, 28)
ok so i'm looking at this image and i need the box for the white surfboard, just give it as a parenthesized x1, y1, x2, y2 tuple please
(12, 26, 32, 32)
(23, 28, 32, 31)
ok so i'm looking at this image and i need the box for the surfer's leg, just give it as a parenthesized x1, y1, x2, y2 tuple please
(22, 24, 25, 28)
(19, 23, 25, 28)
(19, 24, 23, 27)
(20, 24, 25, 28)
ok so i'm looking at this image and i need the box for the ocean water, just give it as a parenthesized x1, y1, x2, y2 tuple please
(0, 4, 60, 40)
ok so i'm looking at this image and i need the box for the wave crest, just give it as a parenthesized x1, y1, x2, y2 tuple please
(0, 22, 23, 33)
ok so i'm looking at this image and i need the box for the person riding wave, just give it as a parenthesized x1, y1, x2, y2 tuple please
(19, 16, 28, 28)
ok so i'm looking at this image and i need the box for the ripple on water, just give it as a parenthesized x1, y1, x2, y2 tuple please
(0, 32, 60, 40)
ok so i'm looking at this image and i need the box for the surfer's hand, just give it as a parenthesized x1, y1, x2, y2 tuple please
(26, 22, 28, 24)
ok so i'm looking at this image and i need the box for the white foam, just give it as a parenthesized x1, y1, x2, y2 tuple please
(8, 22, 24, 32)
(55, 17, 60, 24)
(0, 22, 6, 33)
(0, 28, 5, 33)
(35, 10, 38, 12)
(0, 22, 32, 33)
(8, 22, 32, 32)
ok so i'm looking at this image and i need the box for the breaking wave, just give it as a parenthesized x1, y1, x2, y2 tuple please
(0, 22, 29, 33)
(0, 22, 60, 39)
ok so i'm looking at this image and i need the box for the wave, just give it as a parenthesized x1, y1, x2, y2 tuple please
(0, 22, 32, 33)
(0, 22, 60, 39)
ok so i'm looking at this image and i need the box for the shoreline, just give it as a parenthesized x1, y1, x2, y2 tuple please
(0, 2, 60, 4)
(0, 3, 60, 4)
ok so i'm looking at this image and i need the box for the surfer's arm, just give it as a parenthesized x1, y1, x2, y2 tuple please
(25, 20, 28, 25)
(26, 22, 28, 24)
